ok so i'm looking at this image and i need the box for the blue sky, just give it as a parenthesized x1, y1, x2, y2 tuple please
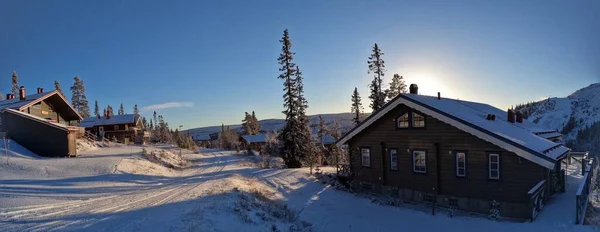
(0, 0, 598, 129)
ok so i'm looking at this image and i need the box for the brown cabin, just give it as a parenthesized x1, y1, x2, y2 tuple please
(0, 87, 83, 157)
(80, 113, 148, 144)
(336, 84, 571, 221)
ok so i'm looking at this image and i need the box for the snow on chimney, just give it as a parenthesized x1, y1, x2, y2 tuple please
(19, 86, 26, 100)
(507, 109, 515, 123)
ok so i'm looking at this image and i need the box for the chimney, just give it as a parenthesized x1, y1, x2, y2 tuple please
(5, 93, 10, 100)
(409, 84, 419, 94)
(507, 109, 515, 123)
(491, 114, 496, 120)
(516, 111, 523, 123)
(437, 92, 441, 100)
(486, 114, 492, 120)
(37, 87, 44, 94)
(19, 86, 26, 100)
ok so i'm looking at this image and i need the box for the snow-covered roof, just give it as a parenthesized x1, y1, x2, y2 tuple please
(241, 134, 267, 143)
(3, 108, 69, 131)
(80, 114, 141, 128)
(337, 93, 570, 169)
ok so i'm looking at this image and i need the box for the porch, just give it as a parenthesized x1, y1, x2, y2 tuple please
(534, 152, 595, 225)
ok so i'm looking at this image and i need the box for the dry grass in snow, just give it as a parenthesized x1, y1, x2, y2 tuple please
(76, 139, 99, 152)
(142, 148, 190, 169)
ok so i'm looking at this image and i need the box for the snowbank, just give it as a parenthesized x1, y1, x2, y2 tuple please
(76, 139, 99, 152)
(116, 156, 180, 177)
(142, 148, 190, 169)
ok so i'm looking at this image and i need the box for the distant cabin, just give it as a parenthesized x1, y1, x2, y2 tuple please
(336, 84, 570, 220)
(80, 114, 149, 144)
(0, 87, 82, 157)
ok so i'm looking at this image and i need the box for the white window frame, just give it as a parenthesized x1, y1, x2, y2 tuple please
(489, 153, 500, 180)
(456, 152, 466, 177)
(412, 150, 427, 173)
(361, 148, 371, 167)
(390, 149, 398, 171)
(397, 113, 410, 128)
(412, 112, 425, 128)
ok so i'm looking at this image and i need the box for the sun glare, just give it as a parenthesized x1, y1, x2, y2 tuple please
(405, 72, 454, 98)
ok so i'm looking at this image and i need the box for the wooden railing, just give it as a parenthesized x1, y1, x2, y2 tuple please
(575, 155, 595, 224)
(336, 164, 351, 177)
(528, 180, 548, 220)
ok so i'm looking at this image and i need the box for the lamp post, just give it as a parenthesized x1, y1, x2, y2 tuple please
(179, 125, 183, 157)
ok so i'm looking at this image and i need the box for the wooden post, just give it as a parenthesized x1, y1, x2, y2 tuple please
(432, 187, 436, 215)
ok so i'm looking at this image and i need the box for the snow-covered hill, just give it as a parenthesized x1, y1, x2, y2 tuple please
(519, 83, 600, 141)
(184, 113, 366, 139)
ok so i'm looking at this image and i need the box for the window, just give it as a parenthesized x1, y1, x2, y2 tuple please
(456, 152, 467, 177)
(448, 198, 459, 207)
(114, 125, 119, 130)
(390, 149, 398, 171)
(489, 154, 500, 180)
(412, 112, 425, 128)
(125, 124, 129, 130)
(397, 113, 410, 128)
(412, 150, 427, 173)
(361, 148, 371, 167)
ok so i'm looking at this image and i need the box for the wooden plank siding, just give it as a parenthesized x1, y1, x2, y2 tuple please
(348, 104, 547, 204)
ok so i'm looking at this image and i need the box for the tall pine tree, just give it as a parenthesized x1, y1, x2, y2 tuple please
(11, 71, 19, 96)
(317, 115, 328, 144)
(241, 112, 253, 135)
(54, 80, 64, 96)
(118, 103, 125, 115)
(351, 87, 363, 125)
(295, 65, 317, 172)
(386, 74, 407, 100)
(367, 43, 386, 112)
(277, 29, 303, 168)
(94, 100, 99, 117)
(70, 76, 91, 118)
(251, 111, 260, 134)
(106, 105, 114, 117)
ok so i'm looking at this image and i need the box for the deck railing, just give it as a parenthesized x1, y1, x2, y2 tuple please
(575, 155, 595, 224)
(528, 180, 548, 220)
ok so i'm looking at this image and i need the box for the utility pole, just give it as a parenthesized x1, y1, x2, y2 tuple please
(179, 125, 183, 157)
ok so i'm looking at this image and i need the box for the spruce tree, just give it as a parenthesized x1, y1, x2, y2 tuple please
(153, 111, 158, 130)
(94, 100, 99, 117)
(11, 71, 19, 96)
(367, 43, 386, 112)
(351, 87, 363, 125)
(317, 115, 328, 144)
(119, 103, 125, 115)
(295, 65, 316, 172)
(54, 80, 64, 96)
(149, 120, 153, 131)
(251, 111, 260, 134)
(106, 105, 114, 117)
(386, 74, 407, 100)
(70, 76, 90, 118)
(241, 112, 252, 135)
(277, 29, 303, 168)
(133, 104, 139, 115)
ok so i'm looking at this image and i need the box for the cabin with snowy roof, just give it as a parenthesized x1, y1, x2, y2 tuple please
(80, 113, 148, 144)
(336, 84, 571, 221)
(0, 87, 83, 157)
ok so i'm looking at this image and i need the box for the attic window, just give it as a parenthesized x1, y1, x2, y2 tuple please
(412, 112, 425, 128)
(397, 113, 409, 128)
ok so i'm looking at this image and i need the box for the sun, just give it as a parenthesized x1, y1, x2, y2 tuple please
(404, 72, 453, 98)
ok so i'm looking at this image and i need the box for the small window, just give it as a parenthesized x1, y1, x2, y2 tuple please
(448, 198, 459, 207)
(456, 152, 467, 177)
(412, 112, 425, 127)
(114, 125, 119, 130)
(390, 149, 398, 171)
(413, 150, 427, 173)
(361, 148, 371, 167)
(397, 113, 410, 128)
(489, 154, 500, 180)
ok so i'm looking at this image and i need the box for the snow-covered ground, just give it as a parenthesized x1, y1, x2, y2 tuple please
(0, 143, 597, 231)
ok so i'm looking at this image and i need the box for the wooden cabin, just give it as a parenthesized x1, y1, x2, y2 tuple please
(241, 133, 267, 152)
(0, 87, 83, 157)
(336, 84, 570, 221)
(80, 114, 148, 144)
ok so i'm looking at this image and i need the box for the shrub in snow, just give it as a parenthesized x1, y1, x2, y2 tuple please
(488, 200, 501, 221)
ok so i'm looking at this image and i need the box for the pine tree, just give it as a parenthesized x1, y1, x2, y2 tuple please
(277, 29, 303, 168)
(251, 111, 260, 134)
(54, 80, 64, 96)
(386, 74, 407, 100)
(118, 103, 125, 115)
(241, 112, 252, 135)
(149, 119, 153, 131)
(11, 71, 19, 96)
(70, 76, 90, 118)
(106, 105, 114, 117)
(295, 65, 317, 172)
(351, 87, 363, 125)
(153, 111, 158, 131)
(133, 104, 139, 115)
(94, 100, 99, 117)
(317, 115, 328, 144)
(367, 43, 386, 112)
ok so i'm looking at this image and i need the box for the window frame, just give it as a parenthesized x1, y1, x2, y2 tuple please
(389, 148, 398, 171)
(488, 153, 500, 180)
(360, 147, 371, 167)
(412, 150, 427, 174)
(455, 151, 467, 178)
(396, 113, 410, 129)
(412, 112, 426, 128)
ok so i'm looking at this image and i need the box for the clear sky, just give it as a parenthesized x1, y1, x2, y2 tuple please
(1, 0, 598, 129)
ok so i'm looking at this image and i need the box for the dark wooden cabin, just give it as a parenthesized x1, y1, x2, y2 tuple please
(80, 114, 148, 144)
(0, 87, 83, 157)
(336, 84, 570, 221)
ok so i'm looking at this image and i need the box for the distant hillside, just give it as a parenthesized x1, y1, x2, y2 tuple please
(184, 112, 368, 139)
